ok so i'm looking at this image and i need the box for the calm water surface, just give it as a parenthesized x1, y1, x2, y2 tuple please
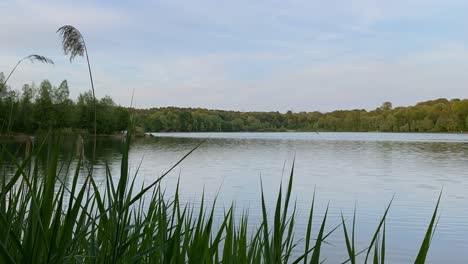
(146, 132, 468, 263)
(7, 132, 468, 263)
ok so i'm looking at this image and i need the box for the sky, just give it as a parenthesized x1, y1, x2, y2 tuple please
(1, 0, 468, 112)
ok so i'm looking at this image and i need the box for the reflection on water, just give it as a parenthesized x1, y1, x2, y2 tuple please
(3, 132, 468, 263)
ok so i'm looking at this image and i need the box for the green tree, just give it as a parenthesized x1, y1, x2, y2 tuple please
(380, 101, 393, 111)
(34, 80, 54, 129)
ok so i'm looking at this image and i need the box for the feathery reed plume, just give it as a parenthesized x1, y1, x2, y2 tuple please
(25, 54, 54, 64)
(57, 25, 97, 162)
(0, 54, 54, 133)
(0, 54, 54, 93)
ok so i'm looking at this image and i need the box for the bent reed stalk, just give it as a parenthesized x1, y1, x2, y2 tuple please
(0, 55, 54, 133)
(0, 130, 441, 263)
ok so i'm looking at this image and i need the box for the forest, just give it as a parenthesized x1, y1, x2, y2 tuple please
(0, 73, 129, 134)
(2, 73, 468, 134)
(136, 99, 468, 133)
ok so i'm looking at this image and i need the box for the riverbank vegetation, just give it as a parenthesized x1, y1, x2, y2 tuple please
(136, 99, 468, 133)
(2, 73, 467, 134)
(0, 75, 129, 135)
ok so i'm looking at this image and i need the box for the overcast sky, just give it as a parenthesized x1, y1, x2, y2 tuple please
(1, 0, 468, 112)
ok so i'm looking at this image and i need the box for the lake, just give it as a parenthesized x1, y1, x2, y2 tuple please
(4, 132, 468, 263)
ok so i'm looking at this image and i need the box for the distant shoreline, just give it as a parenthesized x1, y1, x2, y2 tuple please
(147, 130, 468, 134)
(135, 99, 468, 134)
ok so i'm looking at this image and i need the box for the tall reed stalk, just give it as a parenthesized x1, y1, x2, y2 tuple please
(57, 25, 97, 163)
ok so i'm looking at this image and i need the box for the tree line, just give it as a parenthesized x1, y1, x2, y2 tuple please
(3, 72, 468, 134)
(135, 99, 468, 133)
(0, 73, 129, 134)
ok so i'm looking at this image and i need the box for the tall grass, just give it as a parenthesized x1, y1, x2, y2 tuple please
(0, 128, 442, 263)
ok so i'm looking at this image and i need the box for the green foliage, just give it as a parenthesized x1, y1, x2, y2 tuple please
(414, 192, 441, 264)
(3, 76, 468, 135)
(135, 99, 468, 133)
(0, 77, 129, 135)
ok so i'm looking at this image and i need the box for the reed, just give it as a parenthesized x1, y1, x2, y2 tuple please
(57, 25, 97, 162)
(0, 54, 54, 133)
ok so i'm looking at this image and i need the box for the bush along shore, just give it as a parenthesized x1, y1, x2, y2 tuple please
(0, 127, 441, 263)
